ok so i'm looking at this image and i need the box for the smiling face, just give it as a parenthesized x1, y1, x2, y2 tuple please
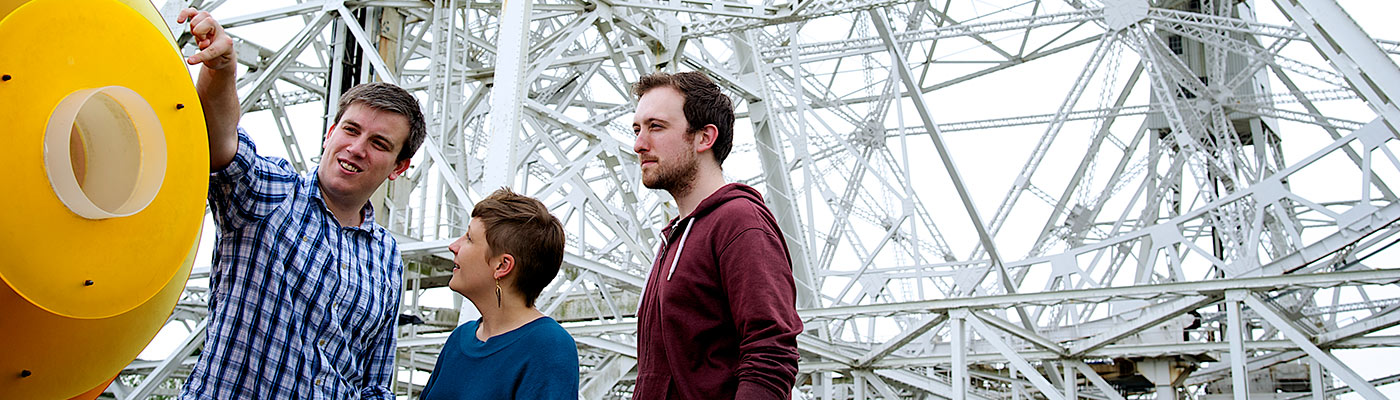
(316, 103, 411, 210)
(447, 218, 499, 299)
(633, 86, 701, 195)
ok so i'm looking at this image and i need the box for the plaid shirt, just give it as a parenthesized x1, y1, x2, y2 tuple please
(181, 130, 402, 399)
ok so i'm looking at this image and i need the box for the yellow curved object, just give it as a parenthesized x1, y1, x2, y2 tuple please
(69, 375, 118, 400)
(0, 0, 204, 319)
(0, 0, 207, 397)
(0, 239, 197, 398)
(0, 0, 177, 50)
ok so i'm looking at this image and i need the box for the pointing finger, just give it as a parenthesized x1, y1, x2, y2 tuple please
(176, 7, 197, 23)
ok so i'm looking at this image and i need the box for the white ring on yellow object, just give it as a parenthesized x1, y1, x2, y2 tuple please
(0, 0, 206, 397)
(44, 86, 167, 219)
(0, 0, 205, 320)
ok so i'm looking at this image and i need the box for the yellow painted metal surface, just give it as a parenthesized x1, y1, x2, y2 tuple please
(0, 240, 196, 398)
(0, 0, 177, 50)
(0, 0, 207, 397)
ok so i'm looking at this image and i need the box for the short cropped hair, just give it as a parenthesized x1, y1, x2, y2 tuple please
(632, 71, 736, 165)
(471, 188, 566, 308)
(334, 82, 427, 162)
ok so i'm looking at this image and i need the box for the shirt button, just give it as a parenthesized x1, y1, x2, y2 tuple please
(301, 235, 308, 242)
(315, 378, 324, 386)
(318, 339, 327, 346)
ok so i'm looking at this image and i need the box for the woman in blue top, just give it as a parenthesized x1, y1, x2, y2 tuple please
(420, 188, 579, 399)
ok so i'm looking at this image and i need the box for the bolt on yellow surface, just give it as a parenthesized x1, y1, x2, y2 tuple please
(0, 0, 207, 398)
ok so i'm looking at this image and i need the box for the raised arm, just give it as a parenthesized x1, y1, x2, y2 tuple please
(178, 8, 239, 171)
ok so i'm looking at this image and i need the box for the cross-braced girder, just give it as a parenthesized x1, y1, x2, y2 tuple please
(116, 0, 1400, 398)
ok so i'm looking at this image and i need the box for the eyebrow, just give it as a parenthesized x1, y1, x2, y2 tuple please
(342, 120, 399, 150)
(635, 117, 667, 126)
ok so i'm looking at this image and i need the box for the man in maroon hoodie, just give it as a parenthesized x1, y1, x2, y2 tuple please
(630, 71, 803, 399)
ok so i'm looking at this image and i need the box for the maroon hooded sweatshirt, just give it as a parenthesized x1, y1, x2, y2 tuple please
(634, 183, 803, 399)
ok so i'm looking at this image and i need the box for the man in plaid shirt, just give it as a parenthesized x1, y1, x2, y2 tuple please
(177, 8, 425, 399)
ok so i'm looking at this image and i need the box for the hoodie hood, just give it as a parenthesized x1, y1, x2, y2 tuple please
(658, 183, 770, 282)
(693, 182, 765, 218)
(664, 183, 766, 234)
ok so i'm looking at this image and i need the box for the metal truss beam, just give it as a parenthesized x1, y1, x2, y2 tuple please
(680, 0, 922, 39)
(869, 6, 1008, 293)
(125, 320, 206, 400)
(1273, 0, 1400, 138)
(1243, 290, 1387, 400)
(1067, 295, 1216, 356)
(802, 268, 1400, 320)
(794, 336, 1400, 370)
(481, 0, 530, 189)
(765, 8, 1101, 62)
(135, 2, 1400, 398)
(854, 314, 946, 368)
(966, 313, 1066, 400)
(733, 29, 819, 307)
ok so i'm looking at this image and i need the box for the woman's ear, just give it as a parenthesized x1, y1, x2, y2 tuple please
(494, 253, 516, 279)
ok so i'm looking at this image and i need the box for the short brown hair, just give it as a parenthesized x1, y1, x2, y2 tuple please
(632, 72, 736, 165)
(471, 188, 566, 308)
(334, 82, 426, 162)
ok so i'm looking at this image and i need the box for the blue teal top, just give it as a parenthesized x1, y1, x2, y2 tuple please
(420, 316, 580, 399)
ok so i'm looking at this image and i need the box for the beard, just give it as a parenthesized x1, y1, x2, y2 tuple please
(642, 149, 698, 195)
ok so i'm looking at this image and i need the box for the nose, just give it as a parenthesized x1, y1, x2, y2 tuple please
(633, 132, 648, 155)
(345, 136, 370, 157)
(448, 237, 461, 255)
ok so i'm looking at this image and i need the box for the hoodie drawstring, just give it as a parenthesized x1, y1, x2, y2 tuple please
(666, 218, 695, 281)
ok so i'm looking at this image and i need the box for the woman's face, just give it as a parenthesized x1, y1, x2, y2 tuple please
(447, 218, 497, 298)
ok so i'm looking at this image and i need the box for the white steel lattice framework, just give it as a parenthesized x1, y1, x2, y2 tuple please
(111, 0, 1400, 399)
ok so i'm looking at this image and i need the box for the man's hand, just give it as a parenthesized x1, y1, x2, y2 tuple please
(179, 8, 241, 170)
(177, 8, 235, 71)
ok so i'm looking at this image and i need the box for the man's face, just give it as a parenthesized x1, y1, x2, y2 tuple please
(317, 103, 411, 206)
(632, 86, 699, 194)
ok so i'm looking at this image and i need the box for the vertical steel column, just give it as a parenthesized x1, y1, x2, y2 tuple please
(482, 0, 532, 189)
(1226, 290, 1250, 400)
(854, 373, 867, 399)
(1063, 362, 1077, 400)
(1310, 360, 1325, 400)
(732, 30, 817, 308)
(951, 309, 968, 400)
(1012, 368, 1022, 400)
(821, 371, 833, 400)
(325, 6, 351, 130)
